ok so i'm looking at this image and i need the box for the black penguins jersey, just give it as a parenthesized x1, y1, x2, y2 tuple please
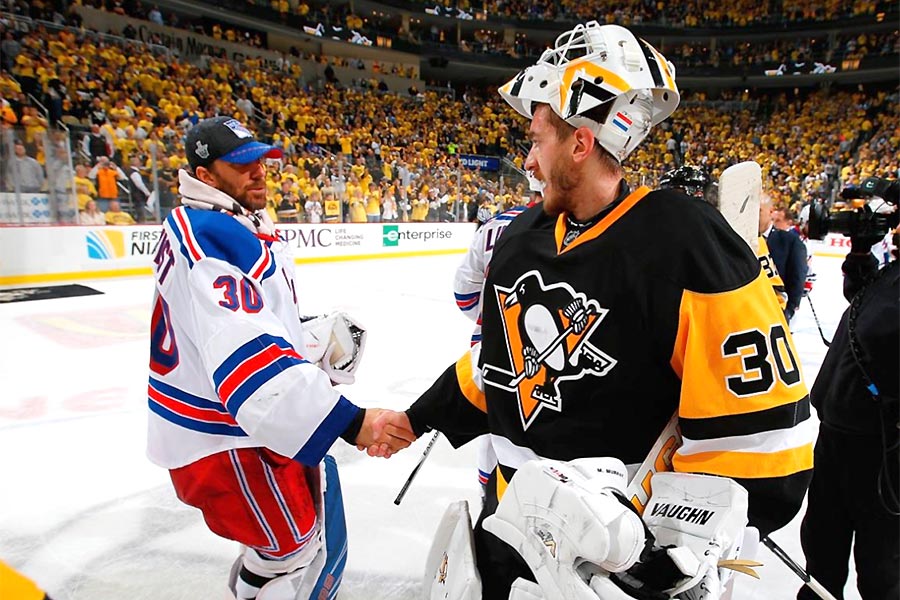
(407, 185, 814, 536)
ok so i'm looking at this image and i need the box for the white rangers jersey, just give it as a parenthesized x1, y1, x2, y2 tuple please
(454, 205, 527, 345)
(147, 195, 359, 470)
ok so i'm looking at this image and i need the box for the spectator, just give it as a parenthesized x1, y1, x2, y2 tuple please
(83, 124, 111, 163)
(46, 140, 76, 221)
(5, 138, 44, 193)
(74, 164, 98, 211)
(105, 199, 136, 225)
(89, 156, 127, 211)
(381, 183, 398, 222)
(127, 155, 152, 222)
(276, 179, 300, 222)
(1, 32, 22, 73)
(80, 199, 106, 225)
(304, 189, 324, 223)
(148, 6, 163, 25)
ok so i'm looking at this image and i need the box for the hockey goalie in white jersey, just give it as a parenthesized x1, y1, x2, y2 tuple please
(146, 117, 411, 600)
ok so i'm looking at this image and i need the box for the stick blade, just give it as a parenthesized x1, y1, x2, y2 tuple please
(718, 161, 762, 252)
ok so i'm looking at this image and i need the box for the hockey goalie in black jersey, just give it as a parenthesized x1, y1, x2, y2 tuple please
(375, 21, 813, 600)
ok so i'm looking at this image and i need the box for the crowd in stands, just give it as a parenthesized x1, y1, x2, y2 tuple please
(410, 0, 893, 28)
(0, 12, 897, 229)
(12, 0, 890, 74)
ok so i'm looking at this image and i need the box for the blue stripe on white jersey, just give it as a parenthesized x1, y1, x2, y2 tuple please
(148, 402, 247, 436)
(150, 377, 230, 414)
(227, 354, 306, 414)
(493, 206, 527, 222)
(260, 253, 278, 282)
(167, 210, 196, 268)
(293, 396, 359, 465)
(455, 290, 481, 311)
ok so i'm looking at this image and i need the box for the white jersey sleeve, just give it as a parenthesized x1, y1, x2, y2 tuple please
(453, 224, 489, 322)
(147, 206, 359, 469)
(453, 206, 528, 343)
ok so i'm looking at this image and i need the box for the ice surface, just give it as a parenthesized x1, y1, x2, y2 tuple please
(0, 252, 861, 599)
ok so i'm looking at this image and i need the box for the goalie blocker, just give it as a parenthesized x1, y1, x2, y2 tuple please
(425, 458, 752, 600)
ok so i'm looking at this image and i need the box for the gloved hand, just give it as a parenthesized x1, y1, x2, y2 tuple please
(783, 306, 795, 323)
(609, 544, 691, 600)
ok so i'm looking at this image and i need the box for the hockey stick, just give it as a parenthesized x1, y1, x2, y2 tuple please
(761, 536, 838, 600)
(806, 294, 831, 347)
(394, 430, 441, 505)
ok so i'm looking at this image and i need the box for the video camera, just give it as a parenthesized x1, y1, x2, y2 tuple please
(808, 176, 898, 240)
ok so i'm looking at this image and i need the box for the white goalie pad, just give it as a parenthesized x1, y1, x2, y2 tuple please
(717, 161, 762, 253)
(642, 472, 749, 599)
(300, 312, 367, 384)
(423, 501, 482, 600)
(482, 458, 646, 600)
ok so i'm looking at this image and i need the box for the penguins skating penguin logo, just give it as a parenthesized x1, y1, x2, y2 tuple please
(483, 271, 617, 430)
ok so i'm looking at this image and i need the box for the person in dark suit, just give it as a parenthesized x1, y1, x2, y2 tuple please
(759, 196, 807, 322)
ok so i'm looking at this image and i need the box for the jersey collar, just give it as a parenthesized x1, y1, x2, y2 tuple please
(554, 184, 652, 255)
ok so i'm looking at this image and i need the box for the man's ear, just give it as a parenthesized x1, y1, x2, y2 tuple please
(194, 165, 217, 187)
(571, 126, 597, 164)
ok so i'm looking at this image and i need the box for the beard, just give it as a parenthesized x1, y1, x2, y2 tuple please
(215, 175, 267, 211)
(541, 153, 581, 217)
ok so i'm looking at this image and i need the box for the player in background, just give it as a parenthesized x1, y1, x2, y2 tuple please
(454, 171, 545, 348)
(375, 22, 813, 599)
(146, 117, 412, 600)
(454, 172, 544, 495)
(760, 194, 808, 323)
(662, 166, 790, 312)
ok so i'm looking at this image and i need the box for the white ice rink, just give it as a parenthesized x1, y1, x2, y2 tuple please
(0, 249, 862, 600)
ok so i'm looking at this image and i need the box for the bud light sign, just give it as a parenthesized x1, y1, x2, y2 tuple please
(459, 154, 500, 172)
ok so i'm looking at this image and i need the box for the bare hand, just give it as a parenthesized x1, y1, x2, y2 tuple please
(355, 409, 416, 458)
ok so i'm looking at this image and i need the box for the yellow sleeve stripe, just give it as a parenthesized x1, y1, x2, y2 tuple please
(672, 271, 808, 419)
(673, 442, 813, 479)
(456, 352, 486, 413)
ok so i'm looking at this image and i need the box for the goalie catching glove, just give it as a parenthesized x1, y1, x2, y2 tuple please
(300, 312, 367, 385)
(602, 472, 751, 600)
(485, 460, 753, 600)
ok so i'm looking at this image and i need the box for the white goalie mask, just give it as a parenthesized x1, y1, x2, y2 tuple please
(500, 22, 679, 161)
(498, 57, 562, 122)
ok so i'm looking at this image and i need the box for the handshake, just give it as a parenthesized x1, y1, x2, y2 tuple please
(355, 409, 418, 458)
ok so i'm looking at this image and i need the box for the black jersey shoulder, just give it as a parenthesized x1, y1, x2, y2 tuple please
(501, 202, 553, 235)
(626, 188, 761, 294)
(492, 202, 554, 254)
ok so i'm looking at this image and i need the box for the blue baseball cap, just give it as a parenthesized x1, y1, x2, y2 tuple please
(186, 116, 282, 171)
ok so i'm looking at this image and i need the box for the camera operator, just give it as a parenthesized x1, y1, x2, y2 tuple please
(798, 179, 898, 600)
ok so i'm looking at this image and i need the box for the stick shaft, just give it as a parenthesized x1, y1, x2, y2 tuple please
(761, 536, 838, 600)
(806, 294, 831, 347)
(393, 431, 441, 505)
